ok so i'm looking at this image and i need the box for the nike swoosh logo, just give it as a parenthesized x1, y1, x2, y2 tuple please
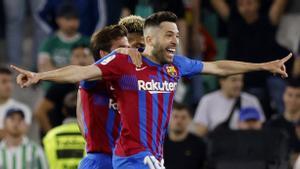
(135, 66, 147, 71)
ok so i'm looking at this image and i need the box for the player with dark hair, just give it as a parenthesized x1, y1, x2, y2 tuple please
(77, 17, 145, 169)
(13, 11, 291, 169)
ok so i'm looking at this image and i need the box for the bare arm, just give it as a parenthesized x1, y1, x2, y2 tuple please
(210, 0, 230, 20)
(191, 123, 208, 137)
(202, 53, 292, 77)
(35, 98, 54, 133)
(269, 0, 288, 25)
(11, 64, 102, 88)
(76, 90, 85, 136)
(37, 53, 56, 72)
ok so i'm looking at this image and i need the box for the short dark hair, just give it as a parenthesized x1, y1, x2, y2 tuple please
(287, 78, 300, 88)
(173, 102, 192, 117)
(119, 15, 144, 36)
(63, 92, 77, 118)
(144, 11, 177, 29)
(0, 66, 12, 75)
(5, 108, 25, 119)
(90, 24, 128, 61)
(56, 3, 79, 19)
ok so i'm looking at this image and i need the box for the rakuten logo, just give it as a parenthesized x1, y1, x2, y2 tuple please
(138, 80, 177, 94)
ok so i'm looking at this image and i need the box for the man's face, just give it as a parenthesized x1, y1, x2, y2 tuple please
(283, 87, 300, 114)
(110, 36, 130, 51)
(151, 22, 179, 64)
(0, 74, 13, 100)
(237, 0, 260, 20)
(238, 120, 262, 130)
(128, 33, 145, 49)
(220, 74, 243, 98)
(4, 114, 26, 137)
(169, 109, 191, 134)
(71, 47, 94, 66)
(57, 17, 79, 36)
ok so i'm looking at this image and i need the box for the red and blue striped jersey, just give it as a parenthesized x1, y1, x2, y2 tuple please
(79, 79, 121, 154)
(96, 53, 203, 159)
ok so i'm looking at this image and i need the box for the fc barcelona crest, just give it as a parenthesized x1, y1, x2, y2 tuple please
(166, 65, 178, 77)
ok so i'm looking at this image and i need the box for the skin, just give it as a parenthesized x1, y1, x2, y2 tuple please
(193, 74, 244, 136)
(56, 17, 80, 37)
(35, 47, 94, 133)
(168, 108, 191, 142)
(12, 21, 291, 89)
(77, 36, 130, 135)
(0, 73, 13, 139)
(283, 87, 300, 122)
(3, 113, 28, 147)
(237, 120, 262, 130)
(220, 74, 244, 99)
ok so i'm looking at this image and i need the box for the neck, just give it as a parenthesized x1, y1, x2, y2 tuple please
(58, 30, 77, 38)
(221, 89, 235, 99)
(4, 135, 23, 148)
(0, 97, 9, 105)
(284, 111, 300, 122)
(142, 47, 161, 65)
(169, 130, 189, 142)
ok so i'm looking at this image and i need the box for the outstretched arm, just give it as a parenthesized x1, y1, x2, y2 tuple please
(202, 53, 292, 77)
(11, 64, 101, 88)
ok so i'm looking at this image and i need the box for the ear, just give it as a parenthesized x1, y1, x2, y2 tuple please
(145, 35, 153, 46)
(99, 50, 108, 58)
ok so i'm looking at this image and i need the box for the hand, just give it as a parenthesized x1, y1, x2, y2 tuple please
(10, 65, 40, 88)
(115, 48, 142, 67)
(263, 53, 292, 78)
(144, 155, 165, 169)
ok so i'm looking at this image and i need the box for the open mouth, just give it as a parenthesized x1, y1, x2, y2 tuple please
(166, 48, 176, 55)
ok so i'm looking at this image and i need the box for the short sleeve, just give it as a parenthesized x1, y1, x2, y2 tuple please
(193, 96, 210, 126)
(173, 55, 203, 77)
(95, 53, 128, 81)
(80, 51, 117, 89)
(39, 38, 52, 53)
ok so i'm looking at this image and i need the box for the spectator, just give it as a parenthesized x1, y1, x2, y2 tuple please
(35, 43, 93, 135)
(276, 0, 300, 78)
(266, 78, 300, 164)
(0, 108, 48, 169)
(38, 0, 120, 37)
(237, 107, 263, 130)
(0, 67, 31, 140)
(192, 74, 264, 137)
(3, 0, 46, 66)
(38, 3, 90, 73)
(164, 102, 206, 169)
(210, 0, 291, 115)
(43, 92, 85, 169)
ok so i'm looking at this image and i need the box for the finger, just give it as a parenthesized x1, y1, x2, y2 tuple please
(278, 69, 288, 78)
(280, 53, 293, 63)
(10, 65, 30, 75)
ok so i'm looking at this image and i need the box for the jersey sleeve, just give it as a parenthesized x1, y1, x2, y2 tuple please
(173, 55, 204, 77)
(80, 51, 117, 90)
(95, 52, 128, 81)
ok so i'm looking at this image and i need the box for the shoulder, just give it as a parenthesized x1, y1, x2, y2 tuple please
(8, 99, 31, 112)
(201, 91, 221, 102)
(241, 92, 260, 102)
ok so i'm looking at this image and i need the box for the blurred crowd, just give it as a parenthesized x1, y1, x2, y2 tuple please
(0, 0, 300, 169)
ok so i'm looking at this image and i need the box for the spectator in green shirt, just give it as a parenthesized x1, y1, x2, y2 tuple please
(38, 3, 90, 73)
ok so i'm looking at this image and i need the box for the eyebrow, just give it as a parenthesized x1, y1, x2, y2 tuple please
(166, 31, 179, 35)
